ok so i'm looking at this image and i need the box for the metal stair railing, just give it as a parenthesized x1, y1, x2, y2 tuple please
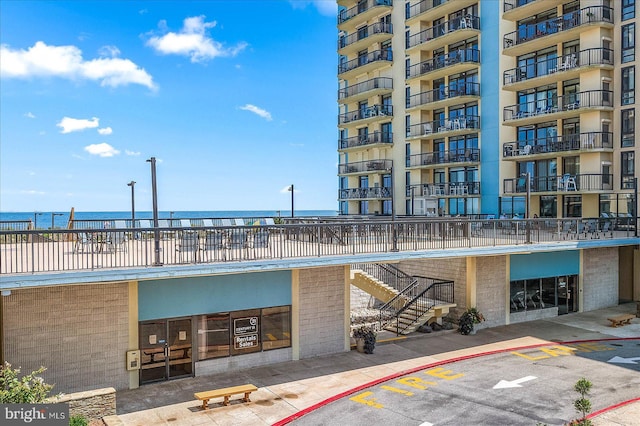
(380, 277, 455, 335)
(353, 263, 414, 293)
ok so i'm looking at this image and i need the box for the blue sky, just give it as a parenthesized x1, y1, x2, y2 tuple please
(0, 1, 338, 212)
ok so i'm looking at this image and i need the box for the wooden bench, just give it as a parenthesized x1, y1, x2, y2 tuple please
(194, 384, 258, 409)
(607, 314, 636, 328)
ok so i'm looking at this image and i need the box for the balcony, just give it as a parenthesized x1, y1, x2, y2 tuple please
(338, 0, 393, 32)
(406, 115, 480, 140)
(502, 132, 613, 159)
(407, 82, 480, 111)
(503, 48, 613, 91)
(503, 173, 613, 194)
(406, 0, 477, 24)
(338, 22, 393, 55)
(407, 16, 480, 52)
(339, 104, 393, 126)
(338, 131, 393, 151)
(413, 181, 481, 197)
(503, 90, 613, 126)
(339, 77, 393, 104)
(338, 186, 392, 200)
(408, 148, 480, 168)
(503, 7, 613, 56)
(339, 159, 393, 175)
(503, 0, 558, 22)
(338, 49, 393, 80)
(407, 48, 480, 81)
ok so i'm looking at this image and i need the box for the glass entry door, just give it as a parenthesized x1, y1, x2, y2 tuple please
(139, 318, 193, 384)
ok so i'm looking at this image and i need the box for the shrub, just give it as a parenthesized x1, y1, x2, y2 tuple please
(571, 378, 593, 426)
(69, 415, 88, 426)
(353, 326, 377, 354)
(458, 307, 485, 335)
(0, 362, 55, 403)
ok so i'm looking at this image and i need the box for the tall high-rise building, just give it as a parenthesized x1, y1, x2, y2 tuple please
(337, 0, 638, 219)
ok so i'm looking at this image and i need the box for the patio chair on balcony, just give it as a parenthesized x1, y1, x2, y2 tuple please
(227, 229, 249, 260)
(201, 231, 226, 262)
(423, 123, 432, 135)
(176, 231, 199, 263)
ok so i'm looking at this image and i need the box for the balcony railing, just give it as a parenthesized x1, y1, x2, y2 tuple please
(339, 104, 393, 125)
(406, 0, 450, 20)
(407, 16, 479, 49)
(503, 90, 613, 122)
(413, 181, 481, 197)
(339, 187, 392, 200)
(503, 132, 613, 158)
(339, 159, 393, 174)
(338, 22, 393, 50)
(407, 82, 479, 109)
(339, 49, 393, 75)
(338, 131, 393, 150)
(339, 77, 393, 101)
(503, 48, 613, 85)
(503, 6, 613, 49)
(503, 0, 536, 13)
(407, 48, 480, 79)
(406, 115, 480, 138)
(408, 148, 480, 167)
(1, 217, 636, 275)
(503, 173, 614, 193)
(338, 0, 393, 25)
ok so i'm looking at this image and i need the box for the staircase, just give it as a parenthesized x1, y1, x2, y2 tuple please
(351, 263, 456, 335)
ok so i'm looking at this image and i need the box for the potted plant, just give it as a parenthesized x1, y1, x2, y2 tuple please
(458, 307, 485, 335)
(352, 326, 377, 354)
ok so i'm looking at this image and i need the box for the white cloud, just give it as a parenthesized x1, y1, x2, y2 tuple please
(125, 149, 141, 156)
(84, 143, 120, 157)
(97, 127, 112, 135)
(24, 112, 36, 118)
(22, 189, 46, 195)
(98, 45, 121, 58)
(57, 116, 99, 134)
(0, 41, 156, 89)
(146, 15, 247, 63)
(289, 1, 337, 16)
(239, 104, 272, 121)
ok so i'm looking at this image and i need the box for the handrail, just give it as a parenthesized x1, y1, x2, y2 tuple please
(339, 0, 392, 25)
(407, 48, 480, 79)
(338, 22, 393, 50)
(339, 77, 393, 101)
(407, 16, 479, 49)
(407, 82, 479, 109)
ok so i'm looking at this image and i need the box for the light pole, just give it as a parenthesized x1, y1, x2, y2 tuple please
(51, 213, 63, 229)
(127, 181, 136, 228)
(523, 171, 531, 243)
(33, 212, 43, 230)
(387, 167, 398, 252)
(147, 157, 162, 266)
(288, 185, 294, 218)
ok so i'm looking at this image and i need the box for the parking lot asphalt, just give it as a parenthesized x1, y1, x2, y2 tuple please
(109, 304, 640, 426)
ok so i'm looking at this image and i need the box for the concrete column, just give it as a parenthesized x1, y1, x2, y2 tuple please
(291, 269, 300, 360)
(128, 281, 139, 389)
(466, 257, 477, 309)
(344, 265, 351, 351)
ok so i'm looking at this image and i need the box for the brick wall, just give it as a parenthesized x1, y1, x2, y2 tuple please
(398, 258, 467, 314)
(582, 247, 619, 311)
(2, 283, 130, 393)
(298, 266, 346, 358)
(476, 256, 507, 327)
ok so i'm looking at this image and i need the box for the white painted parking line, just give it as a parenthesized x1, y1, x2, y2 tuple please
(493, 375, 537, 389)
(418, 422, 433, 426)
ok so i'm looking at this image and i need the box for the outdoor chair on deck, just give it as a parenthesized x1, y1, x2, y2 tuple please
(176, 231, 199, 263)
(74, 232, 97, 253)
(227, 229, 248, 260)
(202, 231, 226, 262)
(105, 230, 128, 253)
(250, 229, 271, 259)
(158, 219, 174, 240)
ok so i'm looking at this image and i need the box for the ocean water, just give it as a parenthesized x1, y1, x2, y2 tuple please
(0, 210, 338, 229)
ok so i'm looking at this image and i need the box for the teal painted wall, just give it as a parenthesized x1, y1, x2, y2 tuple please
(510, 251, 580, 281)
(479, 0, 500, 216)
(138, 271, 292, 320)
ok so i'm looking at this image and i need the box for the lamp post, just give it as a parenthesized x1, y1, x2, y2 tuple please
(127, 181, 136, 228)
(33, 212, 43, 230)
(146, 157, 162, 266)
(523, 171, 531, 244)
(288, 185, 294, 218)
(387, 167, 398, 252)
(50, 213, 63, 230)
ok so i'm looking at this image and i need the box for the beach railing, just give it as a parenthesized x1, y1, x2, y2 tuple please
(0, 217, 637, 275)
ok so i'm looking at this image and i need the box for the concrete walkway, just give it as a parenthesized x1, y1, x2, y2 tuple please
(111, 304, 640, 426)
